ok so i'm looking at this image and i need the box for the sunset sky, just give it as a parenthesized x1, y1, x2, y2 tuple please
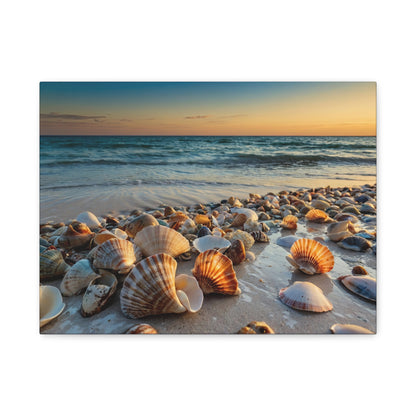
(40, 82, 376, 136)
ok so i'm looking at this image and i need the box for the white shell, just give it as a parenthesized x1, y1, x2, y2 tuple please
(180, 218, 197, 234)
(193, 235, 231, 253)
(276, 235, 300, 248)
(330, 323, 374, 334)
(113, 228, 128, 239)
(175, 274, 204, 313)
(40, 285, 65, 327)
(230, 208, 258, 221)
(93, 239, 136, 274)
(76, 211, 102, 230)
(60, 259, 100, 296)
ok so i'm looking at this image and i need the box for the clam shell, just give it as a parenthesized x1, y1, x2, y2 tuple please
(40, 285, 65, 327)
(58, 221, 94, 249)
(81, 271, 118, 317)
(305, 209, 330, 223)
(175, 274, 204, 313)
(224, 230, 255, 251)
(224, 239, 246, 265)
(40, 249, 70, 279)
(60, 259, 100, 296)
(197, 226, 211, 238)
(134, 225, 190, 258)
(192, 249, 240, 295)
(93, 239, 136, 274)
(120, 253, 187, 318)
(326, 220, 354, 242)
(237, 321, 275, 334)
(279, 281, 333, 312)
(330, 323, 373, 334)
(193, 235, 231, 253)
(312, 200, 331, 210)
(280, 215, 298, 230)
(338, 275, 376, 301)
(337, 236, 372, 252)
(76, 211, 102, 230)
(180, 218, 197, 235)
(230, 208, 258, 221)
(125, 324, 158, 334)
(286, 238, 334, 275)
(125, 213, 159, 238)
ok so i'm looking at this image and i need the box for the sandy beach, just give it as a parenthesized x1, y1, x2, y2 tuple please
(40, 185, 376, 335)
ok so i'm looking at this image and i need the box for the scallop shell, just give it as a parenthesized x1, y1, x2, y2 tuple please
(279, 281, 333, 312)
(175, 274, 204, 313)
(237, 321, 275, 334)
(250, 231, 270, 243)
(330, 323, 373, 334)
(224, 230, 255, 251)
(193, 235, 231, 253)
(125, 324, 158, 334)
(224, 239, 246, 265)
(40, 249, 70, 279)
(286, 238, 334, 275)
(125, 213, 159, 238)
(134, 225, 190, 258)
(81, 271, 118, 317)
(280, 215, 298, 230)
(120, 253, 186, 318)
(338, 275, 376, 301)
(76, 211, 102, 230)
(60, 259, 101, 296)
(40, 285, 65, 328)
(58, 221, 94, 249)
(192, 249, 240, 295)
(305, 209, 330, 223)
(93, 239, 136, 274)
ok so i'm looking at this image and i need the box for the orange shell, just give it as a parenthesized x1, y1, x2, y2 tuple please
(125, 213, 159, 238)
(194, 214, 211, 226)
(125, 324, 158, 334)
(224, 239, 246, 265)
(281, 215, 298, 230)
(192, 249, 240, 295)
(287, 238, 334, 275)
(305, 209, 330, 223)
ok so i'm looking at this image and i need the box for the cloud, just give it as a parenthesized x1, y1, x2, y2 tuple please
(40, 112, 107, 121)
(184, 115, 209, 119)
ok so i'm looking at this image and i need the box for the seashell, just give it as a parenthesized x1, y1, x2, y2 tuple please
(180, 218, 197, 235)
(305, 209, 330, 223)
(230, 213, 247, 228)
(175, 274, 204, 313)
(167, 211, 189, 230)
(360, 203, 376, 214)
(341, 205, 361, 215)
(326, 220, 355, 242)
(237, 321, 275, 334)
(330, 323, 373, 334)
(337, 236, 372, 252)
(258, 212, 271, 221)
(245, 251, 256, 262)
(76, 211, 102, 230)
(164, 206, 176, 217)
(60, 259, 101, 296)
(104, 215, 119, 227)
(243, 218, 262, 233)
(58, 221, 94, 249)
(280, 215, 298, 230)
(224, 239, 246, 265)
(225, 230, 255, 251)
(194, 214, 211, 227)
(279, 281, 333, 312)
(197, 226, 211, 238)
(261, 222, 270, 233)
(120, 253, 186, 318)
(352, 265, 368, 275)
(276, 235, 300, 248)
(192, 249, 240, 295)
(93, 239, 136, 274)
(94, 229, 118, 245)
(334, 213, 359, 223)
(125, 324, 158, 334)
(125, 213, 159, 238)
(176, 251, 192, 262)
(250, 231, 270, 243)
(286, 238, 334, 275)
(338, 275, 376, 301)
(312, 200, 331, 210)
(230, 208, 258, 222)
(134, 225, 190, 258)
(40, 249, 70, 279)
(81, 271, 118, 317)
(113, 228, 128, 239)
(193, 235, 231, 253)
(40, 285, 65, 328)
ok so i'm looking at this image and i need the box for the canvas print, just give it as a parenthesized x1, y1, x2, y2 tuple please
(40, 82, 376, 334)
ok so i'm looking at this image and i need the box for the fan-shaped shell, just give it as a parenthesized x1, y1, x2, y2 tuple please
(225, 230, 255, 251)
(40, 249, 70, 279)
(58, 221, 94, 249)
(175, 274, 204, 313)
(93, 239, 136, 274)
(192, 249, 240, 295)
(133, 225, 190, 258)
(60, 259, 100, 296)
(81, 271, 117, 317)
(286, 238, 334, 275)
(279, 281, 333, 312)
(125, 213, 159, 238)
(330, 323, 373, 334)
(237, 321, 275, 334)
(338, 275, 376, 301)
(280, 215, 298, 230)
(193, 235, 231, 253)
(40, 285, 65, 327)
(76, 211, 102, 230)
(125, 324, 158, 334)
(305, 209, 330, 223)
(120, 253, 186, 318)
(224, 239, 246, 265)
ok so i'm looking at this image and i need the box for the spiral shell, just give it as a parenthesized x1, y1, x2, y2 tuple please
(279, 281, 333, 312)
(120, 253, 187, 318)
(280, 215, 298, 230)
(93, 239, 136, 274)
(40, 249, 70, 279)
(125, 324, 158, 334)
(60, 259, 100, 296)
(132, 225, 190, 259)
(305, 209, 330, 223)
(58, 222, 94, 249)
(224, 239, 246, 265)
(125, 213, 159, 238)
(192, 249, 240, 295)
(286, 238, 334, 275)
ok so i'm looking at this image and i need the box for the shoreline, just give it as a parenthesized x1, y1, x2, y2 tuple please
(40, 184, 376, 334)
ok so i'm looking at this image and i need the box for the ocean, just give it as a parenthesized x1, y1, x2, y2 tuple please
(40, 136, 376, 222)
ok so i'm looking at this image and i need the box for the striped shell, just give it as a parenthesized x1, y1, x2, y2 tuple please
(338, 275, 376, 301)
(93, 239, 136, 274)
(58, 222, 94, 249)
(230, 213, 247, 227)
(224, 230, 255, 251)
(134, 225, 190, 258)
(125, 213, 159, 238)
(305, 209, 330, 223)
(40, 285, 66, 328)
(279, 281, 333, 312)
(120, 253, 186, 318)
(40, 249, 70, 279)
(224, 239, 246, 265)
(250, 231, 270, 243)
(280, 215, 298, 230)
(192, 249, 240, 295)
(286, 238, 334, 275)
(125, 324, 158, 334)
(60, 259, 100, 296)
(330, 323, 373, 334)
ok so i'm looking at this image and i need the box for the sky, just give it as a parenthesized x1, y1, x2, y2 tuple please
(40, 82, 376, 136)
